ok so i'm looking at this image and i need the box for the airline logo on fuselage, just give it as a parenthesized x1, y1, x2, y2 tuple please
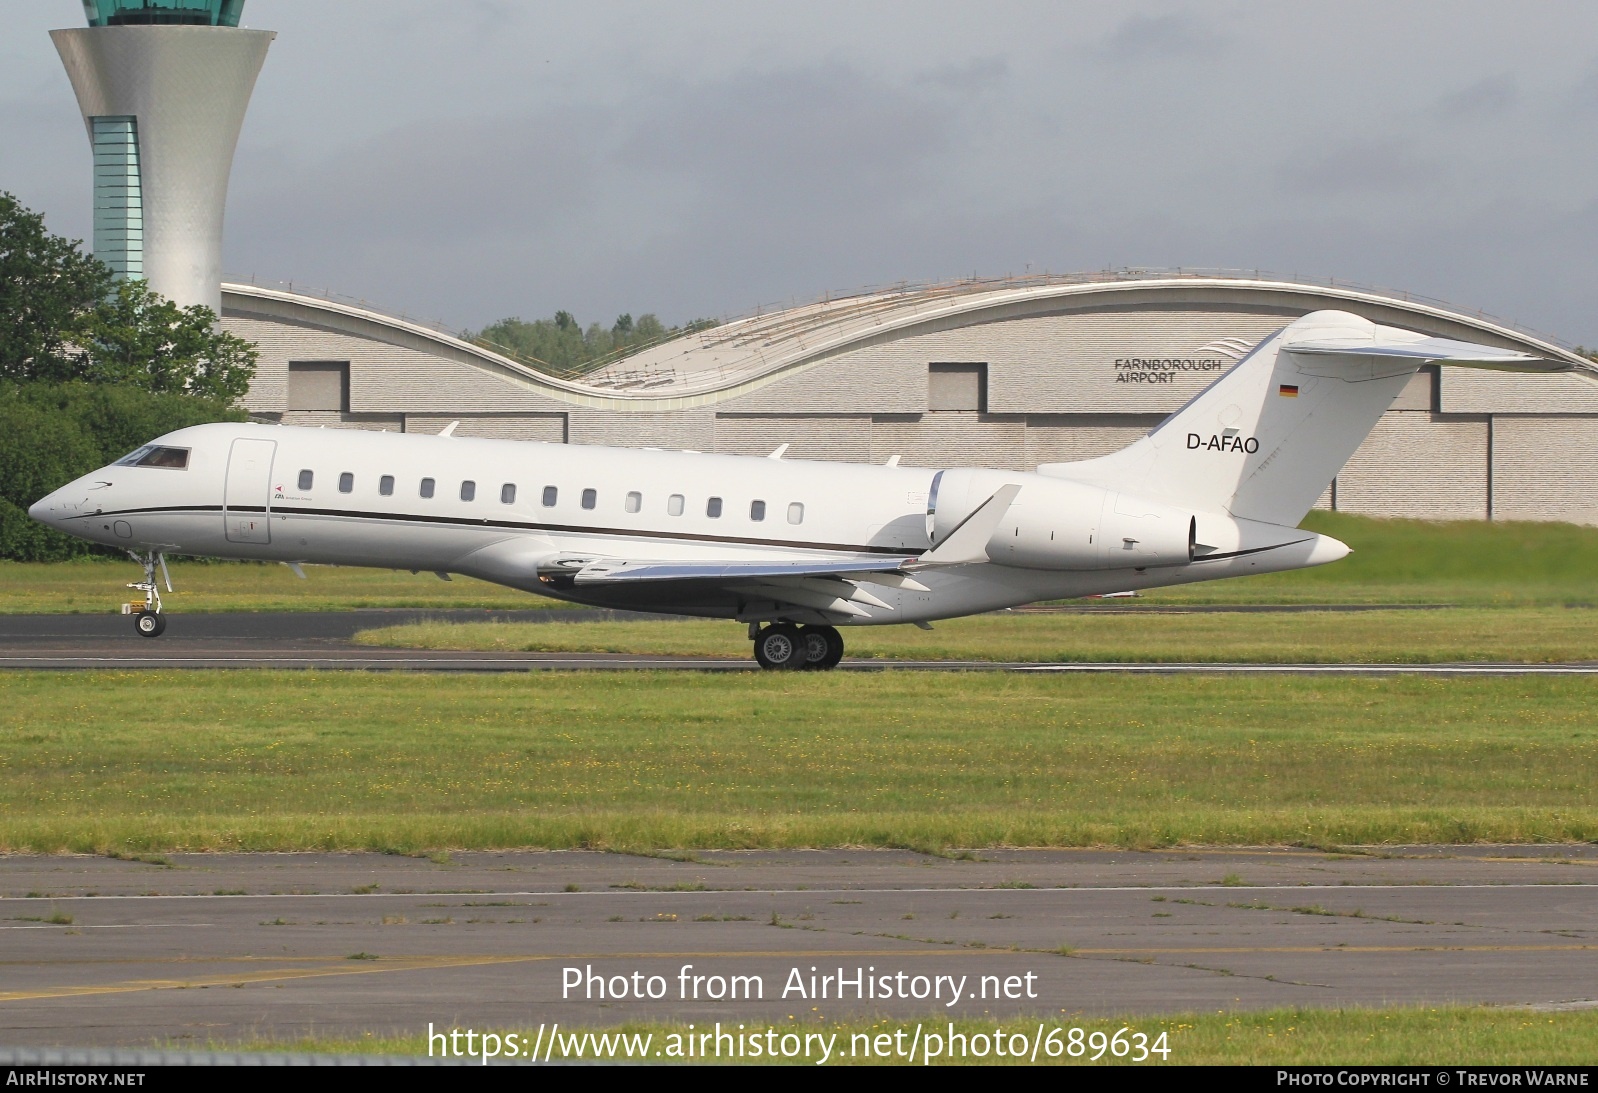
(1187, 430, 1259, 454)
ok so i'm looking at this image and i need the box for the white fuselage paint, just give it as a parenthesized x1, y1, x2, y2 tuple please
(31, 422, 1346, 625)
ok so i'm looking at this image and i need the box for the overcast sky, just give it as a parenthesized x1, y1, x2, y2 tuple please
(3, 1, 1596, 342)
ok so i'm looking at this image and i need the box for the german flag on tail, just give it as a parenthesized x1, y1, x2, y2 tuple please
(1278, 384, 1299, 397)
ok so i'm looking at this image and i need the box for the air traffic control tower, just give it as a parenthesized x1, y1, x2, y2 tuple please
(52, 1, 274, 312)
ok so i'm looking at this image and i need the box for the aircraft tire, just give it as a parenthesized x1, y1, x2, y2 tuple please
(800, 625, 844, 670)
(819, 626, 845, 669)
(134, 611, 166, 638)
(799, 627, 829, 670)
(753, 624, 805, 670)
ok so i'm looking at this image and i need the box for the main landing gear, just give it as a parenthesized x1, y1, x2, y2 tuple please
(751, 623, 845, 671)
(122, 551, 171, 638)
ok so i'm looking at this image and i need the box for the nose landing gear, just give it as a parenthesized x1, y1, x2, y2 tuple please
(752, 623, 844, 670)
(122, 551, 171, 638)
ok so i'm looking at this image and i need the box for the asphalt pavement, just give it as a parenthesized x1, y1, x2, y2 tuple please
(1, 848, 1594, 1048)
(1, 607, 1591, 674)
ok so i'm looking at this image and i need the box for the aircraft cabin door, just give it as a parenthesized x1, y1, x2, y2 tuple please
(223, 438, 276, 544)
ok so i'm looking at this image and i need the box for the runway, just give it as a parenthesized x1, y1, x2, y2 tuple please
(2, 848, 1594, 1047)
(1, 609, 1592, 674)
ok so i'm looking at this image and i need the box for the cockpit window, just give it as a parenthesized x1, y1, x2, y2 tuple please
(115, 445, 189, 469)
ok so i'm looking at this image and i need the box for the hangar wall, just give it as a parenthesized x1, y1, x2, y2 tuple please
(221, 277, 1598, 525)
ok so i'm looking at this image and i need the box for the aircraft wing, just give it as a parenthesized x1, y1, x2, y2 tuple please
(534, 554, 929, 621)
(529, 485, 1020, 620)
(565, 557, 918, 585)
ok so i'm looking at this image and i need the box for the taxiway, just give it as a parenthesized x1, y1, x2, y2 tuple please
(1, 848, 1593, 1047)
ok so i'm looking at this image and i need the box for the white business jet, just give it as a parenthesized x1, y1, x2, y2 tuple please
(29, 310, 1563, 668)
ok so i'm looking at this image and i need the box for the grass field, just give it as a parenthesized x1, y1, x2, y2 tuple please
(353, 605, 1598, 663)
(4, 670, 1596, 852)
(225, 1006, 1598, 1065)
(1144, 511, 1598, 606)
(5, 512, 1598, 614)
(0, 558, 547, 614)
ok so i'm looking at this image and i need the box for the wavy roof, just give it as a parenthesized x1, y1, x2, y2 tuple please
(223, 273, 1595, 412)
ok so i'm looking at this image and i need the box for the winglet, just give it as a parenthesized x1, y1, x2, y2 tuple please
(439, 421, 460, 436)
(767, 444, 789, 460)
(911, 483, 1021, 567)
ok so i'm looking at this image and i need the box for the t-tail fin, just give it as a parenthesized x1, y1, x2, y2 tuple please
(1039, 310, 1565, 527)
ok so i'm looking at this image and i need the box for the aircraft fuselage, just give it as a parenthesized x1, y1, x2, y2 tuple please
(28, 421, 1342, 626)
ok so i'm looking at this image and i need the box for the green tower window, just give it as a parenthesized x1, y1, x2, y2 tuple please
(90, 116, 143, 281)
(82, 0, 244, 27)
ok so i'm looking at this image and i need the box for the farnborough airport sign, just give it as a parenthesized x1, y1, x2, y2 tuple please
(1112, 357, 1229, 384)
(1112, 338, 1253, 384)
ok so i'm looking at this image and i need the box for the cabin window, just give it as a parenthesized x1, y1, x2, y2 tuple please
(706, 496, 723, 518)
(338, 472, 354, 494)
(625, 491, 642, 513)
(379, 475, 394, 496)
(750, 499, 766, 521)
(668, 494, 685, 516)
(420, 477, 435, 499)
(581, 488, 597, 510)
(117, 445, 189, 469)
(500, 483, 516, 504)
(542, 485, 558, 507)
(787, 502, 805, 525)
(298, 469, 314, 491)
(461, 480, 476, 502)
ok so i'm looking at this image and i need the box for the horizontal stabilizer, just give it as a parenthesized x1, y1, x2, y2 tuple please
(1284, 335, 1564, 371)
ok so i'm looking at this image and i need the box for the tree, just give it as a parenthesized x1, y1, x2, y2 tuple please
(76, 279, 257, 402)
(0, 191, 111, 382)
(472, 310, 715, 376)
(0, 192, 257, 559)
(0, 191, 257, 401)
(0, 380, 247, 560)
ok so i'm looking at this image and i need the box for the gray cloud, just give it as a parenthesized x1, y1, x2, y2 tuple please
(4, 1, 1596, 343)
(1431, 75, 1518, 122)
(912, 56, 1009, 93)
(623, 65, 952, 212)
(1094, 11, 1229, 63)
(1275, 138, 1442, 198)
(1571, 59, 1598, 111)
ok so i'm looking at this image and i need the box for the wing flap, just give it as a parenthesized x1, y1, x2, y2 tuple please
(729, 582, 875, 617)
(569, 556, 917, 585)
(731, 575, 894, 610)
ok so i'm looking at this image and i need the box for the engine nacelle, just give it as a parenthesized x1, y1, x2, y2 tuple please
(928, 468, 1195, 571)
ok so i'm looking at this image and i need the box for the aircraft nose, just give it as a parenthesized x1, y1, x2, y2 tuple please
(28, 489, 69, 526)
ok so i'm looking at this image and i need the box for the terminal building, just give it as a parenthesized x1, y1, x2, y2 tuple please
(218, 273, 1598, 525)
(50, 3, 1598, 525)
